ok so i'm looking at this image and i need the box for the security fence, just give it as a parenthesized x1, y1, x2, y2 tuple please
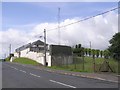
(51, 54, 118, 73)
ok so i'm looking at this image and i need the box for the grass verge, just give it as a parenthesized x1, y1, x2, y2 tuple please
(13, 57, 40, 65)
(49, 56, 118, 73)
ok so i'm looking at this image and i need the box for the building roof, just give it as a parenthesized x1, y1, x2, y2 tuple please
(31, 40, 44, 46)
(15, 40, 47, 52)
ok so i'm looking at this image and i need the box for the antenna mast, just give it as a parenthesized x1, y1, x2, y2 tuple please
(58, 7, 60, 45)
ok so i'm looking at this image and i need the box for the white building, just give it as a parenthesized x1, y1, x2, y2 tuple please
(14, 40, 73, 67)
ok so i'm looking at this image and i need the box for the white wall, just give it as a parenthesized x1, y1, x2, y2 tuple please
(14, 52, 19, 57)
(46, 52, 51, 67)
(14, 48, 52, 66)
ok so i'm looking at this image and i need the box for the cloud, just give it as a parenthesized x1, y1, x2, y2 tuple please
(0, 11, 118, 58)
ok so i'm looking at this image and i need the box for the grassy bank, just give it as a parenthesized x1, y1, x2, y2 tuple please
(13, 57, 40, 65)
(50, 56, 118, 73)
(5, 57, 10, 61)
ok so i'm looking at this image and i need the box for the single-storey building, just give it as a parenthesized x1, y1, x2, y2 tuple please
(14, 40, 73, 66)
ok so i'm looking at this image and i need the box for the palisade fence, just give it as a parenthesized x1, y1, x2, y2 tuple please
(52, 53, 118, 73)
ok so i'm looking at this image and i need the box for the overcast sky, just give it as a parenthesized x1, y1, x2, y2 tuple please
(1, 2, 118, 58)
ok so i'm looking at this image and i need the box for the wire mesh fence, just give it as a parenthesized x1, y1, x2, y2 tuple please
(51, 54, 118, 73)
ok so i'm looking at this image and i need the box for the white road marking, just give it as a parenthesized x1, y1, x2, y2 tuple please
(14, 68, 18, 70)
(96, 77, 106, 81)
(19, 70, 26, 73)
(30, 73, 41, 78)
(5, 63, 118, 83)
(49, 80, 76, 88)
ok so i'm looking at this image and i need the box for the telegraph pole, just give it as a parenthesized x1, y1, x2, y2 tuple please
(90, 41, 91, 49)
(58, 7, 60, 45)
(4, 53, 6, 59)
(9, 44, 11, 55)
(44, 29, 46, 66)
(9, 44, 11, 60)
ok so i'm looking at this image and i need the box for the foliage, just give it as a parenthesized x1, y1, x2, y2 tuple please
(109, 32, 120, 60)
(91, 49, 95, 58)
(50, 56, 118, 73)
(84, 48, 88, 56)
(88, 48, 91, 56)
(104, 50, 110, 59)
(96, 49, 100, 58)
(5, 57, 10, 61)
(100, 50, 103, 58)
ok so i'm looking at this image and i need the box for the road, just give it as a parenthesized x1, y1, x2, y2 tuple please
(2, 62, 118, 88)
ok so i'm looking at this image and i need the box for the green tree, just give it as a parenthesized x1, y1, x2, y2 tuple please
(78, 44, 81, 48)
(75, 45, 78, 48)
(104, 50, 110, 59)
(96, 49, 100, 58)
(81, 47, 85, 56)
(85, 48, 88, 56)
(100, 50, 103, 58)
(73, 44, 82, 56)
(88, 48, 91, 56)
(109, 32, 120, 60)
(92, 49, 95, 58)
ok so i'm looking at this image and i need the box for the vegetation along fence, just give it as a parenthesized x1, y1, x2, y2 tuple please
(51, 44, 118, 73)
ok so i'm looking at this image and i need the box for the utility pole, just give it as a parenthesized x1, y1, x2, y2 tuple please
(9, 44, 11, 56)
(44, 29, 46, 66)
(90, 41, 91, 49)
(58, 7, 60, 45)
(4, 53, 6, 59)
(4, 53, 6, 61)
(9, 44, 11, 60)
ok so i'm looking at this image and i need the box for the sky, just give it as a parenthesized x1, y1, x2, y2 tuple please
(1, 2, 118, 58)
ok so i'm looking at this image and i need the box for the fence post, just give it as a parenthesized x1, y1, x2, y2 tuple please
(93, 55, 96, 72)
(82, 56, 85, 71)
(74, 54, 77, 69)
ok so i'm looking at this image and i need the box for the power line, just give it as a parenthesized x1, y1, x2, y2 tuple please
(34, 7, 119, 46)
(3, 7, 119, 51)
(13, 31, 44, 46)
(47, 7, 119, 32)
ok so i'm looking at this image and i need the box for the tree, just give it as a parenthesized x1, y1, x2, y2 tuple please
(84, 48, 88, 56)
(92, 49, 95, 58)
(78, 44, 81, 48)
(73, 44, 82, 56)
(108, 32, 120, 60)
(81, 47, 85, 56)
(96, 49, 100, 58)
(75, 45, 78, 48)
(100, 50, 103, 58)
(88, 48, 91, 57)
(104, 50, 110, 59)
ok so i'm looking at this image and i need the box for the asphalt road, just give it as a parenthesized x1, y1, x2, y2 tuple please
(2, 62, 118, 88)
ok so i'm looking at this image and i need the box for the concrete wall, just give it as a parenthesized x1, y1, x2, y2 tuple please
(14, 48, 52, 66)
(14, 52, 19, 57)
(14, 45, 73, 67)
(51, 55, 73, 66)
(50, 45, 73, 66)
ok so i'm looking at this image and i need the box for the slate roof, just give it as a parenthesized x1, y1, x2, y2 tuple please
(15, 40, 47, 52)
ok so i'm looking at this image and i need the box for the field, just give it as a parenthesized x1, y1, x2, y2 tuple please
(50, 56, 118, 73)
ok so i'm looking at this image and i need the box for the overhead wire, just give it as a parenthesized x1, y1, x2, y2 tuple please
(2, 7, 119, 50)
(46, 7, 119, 32)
